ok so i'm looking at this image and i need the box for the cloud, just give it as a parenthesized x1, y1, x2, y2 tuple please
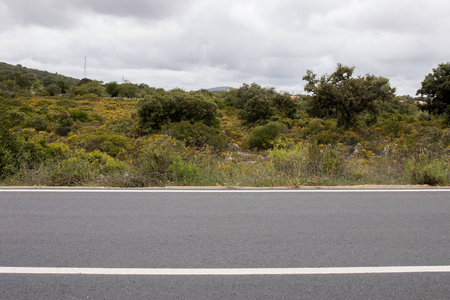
(1, 0, 193, 28)
(1, 0, 449, 95)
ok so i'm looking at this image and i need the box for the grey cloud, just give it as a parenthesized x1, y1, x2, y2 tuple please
(1, 0, 449, 95)
(1, 0, 193, 28)
(77, 0, 194, 19)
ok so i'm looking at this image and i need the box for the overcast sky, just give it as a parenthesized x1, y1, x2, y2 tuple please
(1, 0, 449, 95)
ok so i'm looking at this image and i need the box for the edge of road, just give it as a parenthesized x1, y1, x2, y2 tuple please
(0, 185, 450, 190)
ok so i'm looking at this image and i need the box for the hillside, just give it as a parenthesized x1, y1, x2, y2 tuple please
(207, 86, 233, 92)
(0, 61, 80, 85)
(0, 62, 449, 187)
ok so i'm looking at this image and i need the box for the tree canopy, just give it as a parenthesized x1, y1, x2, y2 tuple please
(303, 63, 396, 129)
(227, 83, 298, 125)
(137, 89, 219, 133)
(417, 62, 450, 119)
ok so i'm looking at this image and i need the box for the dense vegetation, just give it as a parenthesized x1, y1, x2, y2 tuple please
(1, 62, 449, 187)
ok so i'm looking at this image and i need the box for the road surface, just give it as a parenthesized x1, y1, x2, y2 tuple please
(0, 188, 449, 299)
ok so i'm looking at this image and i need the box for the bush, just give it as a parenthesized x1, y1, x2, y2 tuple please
(240, 96, 274, 124)
(56, 99, 78, 108)
(7, 110, 26, 126)
(406, 157, 449, 186)
(169, 121, 228, 149)
(0, 129, 20, 179)
(25, 115, 49, 131)
(270, 143, 307, 176)
(67, 130, 131, 157)
(134, 135, 199, 185)
(55, 112, 74, 136)
(70, 110, 90, 122)
(137, 90, 218, 133)
(0, 129, 51, 179)
(48, 149, 125, 186)
(248, 122, 281, 150)
(306, 141, 344, 176)
(108, 119, 134, 135)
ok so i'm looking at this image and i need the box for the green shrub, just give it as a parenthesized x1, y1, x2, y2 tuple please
(306, 141, 345, 176)
(137, 91, 218, 133)
(248, 122, 281, 150)
(48, 149, 125, 186)
(0, 98, 22, 107)
(169, 121, 228, 149)
(36, 99, 53, 107)
(7, 110, 26, 126)
(381, 120, 412, 137)
(240, 96, 274, 124)
(134, 134, 199, 185)
(55, 113, 74, 136)
(0, 129, 51, 179)
(67, 130, 131, 157)
(0, 129, 20, 179)
(108, 119, 134, 135)
(25, 115, 49, 131)
(270, 143, 307, 176)
(56, 99, 78, 108)
(406, 157, 449, 186)
(70, 109, 90, 122)
(47, 142, 70, 159)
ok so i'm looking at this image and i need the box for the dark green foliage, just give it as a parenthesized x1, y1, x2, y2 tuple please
(303, 63, 396, 129)
(106, 82, 140, 98)
(69, 109, 89, 122)
(7, 110, 26, 127)
(229, 83, 298, 125)
(230, 83, 276, 109)
(0, 129, 20, 178)
(10, 72, 32, 89)
(56, 99, 78, 108)
(0, 128, 50, 179)
(78, 78, 92, 86)
(57, 80, 71, 94)
(0, 62, 79, 97)
(271, 93, 298, 119)
(25, 115, 49, 131)
(417, 62, 450, 119)
(170, 121, 229, 149)
(105, 81, 120, 97)
(55, 112, 74, 136)
(118, 83, 138, 98)
(137, 90, 218, 133)
(240, 97, 274, 124)
(73, 80, 105, 97)
(45, 83, 61, 96)
(248, 122, 281, 150)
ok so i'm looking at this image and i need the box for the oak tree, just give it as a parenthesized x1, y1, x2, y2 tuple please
(303, 64, 396, 128)
(417, 62, 450, 120)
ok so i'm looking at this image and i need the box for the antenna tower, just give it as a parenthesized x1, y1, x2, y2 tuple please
(83, 56, 87, 78)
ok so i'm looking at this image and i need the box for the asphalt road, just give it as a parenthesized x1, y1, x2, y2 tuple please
(0, 188, 449, 299)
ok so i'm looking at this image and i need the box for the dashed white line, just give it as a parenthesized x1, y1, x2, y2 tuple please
(1, 266, 450, 276)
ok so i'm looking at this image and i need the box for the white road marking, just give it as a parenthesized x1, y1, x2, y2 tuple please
(0, 188, 449, 193)
(1, 266, 450, 276)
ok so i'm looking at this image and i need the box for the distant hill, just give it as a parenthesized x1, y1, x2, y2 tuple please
(207, 86, 233, 92)
(0, 61, 80, 85)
